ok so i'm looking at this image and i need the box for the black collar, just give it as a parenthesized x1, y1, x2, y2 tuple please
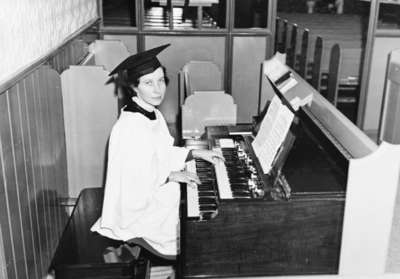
(123, 99, 156, 120)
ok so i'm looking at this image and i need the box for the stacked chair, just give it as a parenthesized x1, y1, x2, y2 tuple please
(179, 60, 237, 139)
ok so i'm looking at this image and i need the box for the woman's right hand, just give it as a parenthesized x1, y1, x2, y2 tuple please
(168, 171, 201, 188)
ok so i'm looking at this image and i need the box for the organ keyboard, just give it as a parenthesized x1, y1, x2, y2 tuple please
(185, 137, 269, 220)
(185, 158, 218, 219)
(185, 132, 295, 221)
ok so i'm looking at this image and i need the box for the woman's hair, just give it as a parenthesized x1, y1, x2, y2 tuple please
(131, 66, 169, 87)
(120, 66, 169, 99)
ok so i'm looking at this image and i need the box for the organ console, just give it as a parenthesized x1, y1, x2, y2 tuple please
(178, 63, 376, 278)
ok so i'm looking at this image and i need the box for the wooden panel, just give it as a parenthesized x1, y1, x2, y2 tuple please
(24, 72, 43, 276)
(8, 83, 36, 279)
(274, 18, 280, 52)
(298, 29, 309, 78)
(281, 20, 288, 53)
(44, 65, 67, 266)
(29, 69, 49, 275)
(0, 226, 8, 278)
(311, 36, 323, 91)
(340, 143, 400, 274)
(0, 91, 18, 279)
(35, 68, 52, 270)
(364, 37, 400, 132)
(46, 67, 69, 236)
(0, 28, 89, 279)
(184, 199, 344, 276)
(286, 24, 297, 68)
(0, 66, 69, 279)
(0, 90, 29, 279)
(39, 66, 62, 258)
(20, 75, 44, 279)
(49, 39, 89, 74)
(232, 36, 267, 123)
(275, 18, 288, 53)
(326, 44, 341, 106)
(70, 39, 89, 65)
(61, 66, 117, 198)
(379, 50, 400, 144)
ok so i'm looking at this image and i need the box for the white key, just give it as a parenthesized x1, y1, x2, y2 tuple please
(185, 160, 200, 217)
(213, 148, 233, 199)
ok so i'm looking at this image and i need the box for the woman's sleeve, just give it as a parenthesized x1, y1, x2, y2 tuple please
(168, 146, 190, 172)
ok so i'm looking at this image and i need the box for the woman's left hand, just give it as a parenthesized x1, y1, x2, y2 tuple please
(191, 149, 225, 165)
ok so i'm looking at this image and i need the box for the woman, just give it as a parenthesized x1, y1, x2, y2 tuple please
(91, 44, 223, 258)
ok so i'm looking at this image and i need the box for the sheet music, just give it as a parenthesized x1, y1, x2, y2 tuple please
(252, 95, 294, 174)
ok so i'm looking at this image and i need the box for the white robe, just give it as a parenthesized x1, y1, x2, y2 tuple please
(91, 99, 189, 256)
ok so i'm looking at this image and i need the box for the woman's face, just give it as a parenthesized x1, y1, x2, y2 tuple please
(133, 67, 166, 106)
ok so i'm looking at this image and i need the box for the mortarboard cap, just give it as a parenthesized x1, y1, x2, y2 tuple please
(109, 44, 170, 82)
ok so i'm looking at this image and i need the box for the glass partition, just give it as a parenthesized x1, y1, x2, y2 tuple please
(234, 0, 268, 29)
(144, 0, 171, 29)
(103, 0, 136, 27)
(143, 0, 226, 30)
(377, 1, 400, 30)
(203, 2, 226, 29)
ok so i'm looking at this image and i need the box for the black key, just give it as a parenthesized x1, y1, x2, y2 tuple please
(231, 184, 250, 191)
(233, 192, 252, 198)
(200, 204, 218, 211)
(198, 191, 216, 197)
(199, 197, 217, 204)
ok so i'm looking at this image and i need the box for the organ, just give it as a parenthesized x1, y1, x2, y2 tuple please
(179, 61, 377, 277)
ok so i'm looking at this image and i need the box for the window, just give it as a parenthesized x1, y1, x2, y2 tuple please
(377, 1, 400, 30)
(234, 0, 268, 29)
(143, 0, 226, 30)
(103, 0, 136, 27)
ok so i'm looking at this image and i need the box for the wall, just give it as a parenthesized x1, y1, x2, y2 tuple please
(0, 0, 98, 85)
(232, 36, 268, 122)
(0, 66, 68, 279)
(0, 1, 98, 278)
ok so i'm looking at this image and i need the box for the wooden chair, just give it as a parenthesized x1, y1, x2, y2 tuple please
(179, 60, 223, 104)
(181, 92, 237, 139)
(86, 40, 131, 71)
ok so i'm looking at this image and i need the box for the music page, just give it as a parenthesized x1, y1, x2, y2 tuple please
(252, 95, 294, 174)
